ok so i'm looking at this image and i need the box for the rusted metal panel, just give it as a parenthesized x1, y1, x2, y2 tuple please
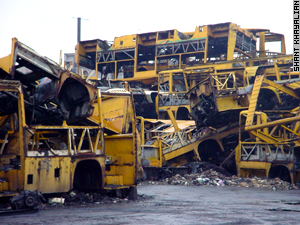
(105, 134, 137, 186)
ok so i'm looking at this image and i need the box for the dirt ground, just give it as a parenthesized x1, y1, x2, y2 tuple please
(1, 184, 300, 225)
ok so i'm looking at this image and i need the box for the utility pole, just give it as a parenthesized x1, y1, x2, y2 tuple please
(72, 17, 88, 74)
(73, 17, 88, 43)
(77, 17, 81, 43)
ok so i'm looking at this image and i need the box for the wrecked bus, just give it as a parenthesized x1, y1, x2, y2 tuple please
(0, 38, 138, 208)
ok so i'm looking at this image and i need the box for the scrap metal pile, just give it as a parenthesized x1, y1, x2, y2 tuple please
(71, 22, 300, 184)
(142, 162, 298, 190)
(0, 22, 299, 211)
(162, 170, 298, 190)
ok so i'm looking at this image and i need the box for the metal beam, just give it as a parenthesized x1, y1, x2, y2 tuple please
(245, 116, 300, 131)
(263, 79, 300, 99)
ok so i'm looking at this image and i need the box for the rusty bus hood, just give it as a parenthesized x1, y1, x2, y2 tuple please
(0, 38, 61, 83)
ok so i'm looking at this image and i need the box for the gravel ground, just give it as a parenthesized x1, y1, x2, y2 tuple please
(1, 184, 300, 225)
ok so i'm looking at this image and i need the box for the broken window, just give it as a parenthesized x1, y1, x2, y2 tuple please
(27, 174, 33, 184)
(55, 168, 60, 178)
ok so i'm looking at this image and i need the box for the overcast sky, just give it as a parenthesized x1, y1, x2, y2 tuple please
(0, 0, 293, 63)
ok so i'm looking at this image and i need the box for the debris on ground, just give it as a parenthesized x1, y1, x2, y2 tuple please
(39, 190, 152, 209)
(48, 197, 65, 205)
(63, 191, 130, 206)
(1, 189, 153, 210)
(142, 168, 298, 190)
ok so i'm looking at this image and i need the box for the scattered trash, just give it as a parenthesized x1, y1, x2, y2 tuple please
(48, 197, 65, 205)
(158, 169, 298, 190)
(41, 190, 150, 208)
(140, 166, 298, 190)
(69, 191, 76, 198)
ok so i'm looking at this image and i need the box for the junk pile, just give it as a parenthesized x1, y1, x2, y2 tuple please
(45, 191, 150, 208)
(141, 162, 298, 190)
(63, 191, 130, 205)
(162, 169, 298, 190)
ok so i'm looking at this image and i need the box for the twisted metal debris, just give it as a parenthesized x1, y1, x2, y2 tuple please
(144, 169, 298, 190)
